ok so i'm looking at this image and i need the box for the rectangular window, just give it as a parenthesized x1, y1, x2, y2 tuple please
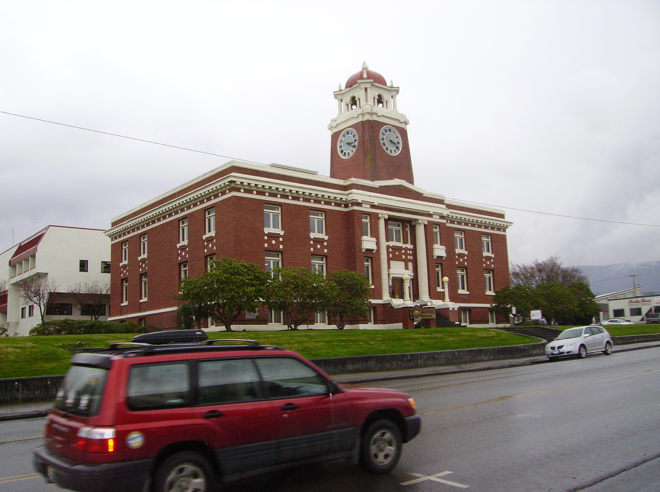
(179, 218, 188, 244)
(268, 308, 282, 323)
(461, 309, 470, 325)
(205, 207, 216, 235)
(82, 304, 106, 316)
(630, 307, 642, 316)
(265, 252, 281, 272)
(388, 221, 403, 243)
(433, 225, 441, 245)
(140, 234, 148, 257)
(362, 214, 371, 237)
(264, 204, 281, 231)
(79, 260, 88, 272)
(180, 262, 189, 282)
(122, 241, 129, 264)
(454, 231, 465, 251)
(457, 267, 468, 292)
(21, 307, 26, 319)
(122, 278, 129, 304)
(206, 254, 216, 272)
(101, 261, 111, 273)
(127, 363, 190, 411)
(140, 273, 148, 300)
(28, 305, 34, 317)
(310, 210, 325, 235)
(482, 234, 492, 255)
(485, 270, 494, 293)
(315, 311, 327, 324)
(46, 303, 73, 315)
(435, 264, 443, 288)
(489, 310, 496, 324)
(311, 255, 326, 275)
(198, 359, 262, 405)
(364, 257, 373, 284)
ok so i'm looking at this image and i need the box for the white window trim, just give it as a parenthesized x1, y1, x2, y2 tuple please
(264, 205, 282, 232)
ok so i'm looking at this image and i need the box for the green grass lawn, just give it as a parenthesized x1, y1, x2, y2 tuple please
(0, 328, 537, 379)
(1, 324, 656, 379)
(602, 325, 660, 337)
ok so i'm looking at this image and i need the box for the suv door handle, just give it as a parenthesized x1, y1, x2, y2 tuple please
(281, 403, 299, 411)
(203, 410, 225, 419)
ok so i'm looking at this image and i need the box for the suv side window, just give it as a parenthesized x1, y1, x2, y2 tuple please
(256, 357, 329, 398)
(127, 362, 190, 410)
(199, 359, 263, 404)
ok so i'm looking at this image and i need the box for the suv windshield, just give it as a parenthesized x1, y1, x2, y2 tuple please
(556, 328, 584, 340)
(54, 366, 108, 417)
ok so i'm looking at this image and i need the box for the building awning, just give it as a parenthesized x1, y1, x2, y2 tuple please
(9, 231, 46, 267)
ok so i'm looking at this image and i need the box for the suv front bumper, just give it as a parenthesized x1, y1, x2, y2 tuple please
(404, 415, 422, 442)
(33, 446, 152, 492)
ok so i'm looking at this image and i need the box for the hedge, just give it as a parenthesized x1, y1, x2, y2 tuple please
(29, 320, 159, 336)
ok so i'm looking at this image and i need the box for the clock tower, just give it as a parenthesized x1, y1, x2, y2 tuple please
(329, 63, 415, 185)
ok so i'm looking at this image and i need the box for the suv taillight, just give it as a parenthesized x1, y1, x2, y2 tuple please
(76, 427, 116, 453)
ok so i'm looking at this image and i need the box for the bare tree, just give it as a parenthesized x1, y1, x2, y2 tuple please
(511, 255, 588, 287)
(18, 277, 59, 324)
(68, 281, 111, 320)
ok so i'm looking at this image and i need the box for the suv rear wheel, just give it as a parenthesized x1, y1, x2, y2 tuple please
(154, 451, 213, 492)
(360, 419, 402, 474)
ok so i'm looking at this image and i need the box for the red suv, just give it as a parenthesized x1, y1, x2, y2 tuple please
(33, 334, 420, 492)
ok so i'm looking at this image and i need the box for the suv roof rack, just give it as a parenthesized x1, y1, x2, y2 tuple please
(205, 339, 260, 348)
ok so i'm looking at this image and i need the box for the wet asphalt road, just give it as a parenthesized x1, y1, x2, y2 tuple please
(2, 346, 659, 492)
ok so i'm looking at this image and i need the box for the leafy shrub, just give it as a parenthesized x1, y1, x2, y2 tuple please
(29, 320, 159, 336)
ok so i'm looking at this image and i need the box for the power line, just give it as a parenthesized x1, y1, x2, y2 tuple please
(444, 199, 660, 227)
(0, 110, 262, 165)
(2, 109, 659, 228)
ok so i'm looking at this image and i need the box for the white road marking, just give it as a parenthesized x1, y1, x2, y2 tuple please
(402, 471, 469, 488)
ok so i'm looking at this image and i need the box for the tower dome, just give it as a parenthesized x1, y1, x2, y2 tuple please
(345, 62, 387, 88)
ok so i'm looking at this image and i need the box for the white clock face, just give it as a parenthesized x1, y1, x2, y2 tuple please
(338, 128, 358, 159)
(380, 126, 402, 156)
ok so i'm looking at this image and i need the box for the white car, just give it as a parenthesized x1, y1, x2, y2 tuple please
(545, 325, 613, 360)
(600, 318, 634, 326)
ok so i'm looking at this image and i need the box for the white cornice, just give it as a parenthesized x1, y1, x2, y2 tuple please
(106, 162, 511, 239)
(328, 105, 409, 133)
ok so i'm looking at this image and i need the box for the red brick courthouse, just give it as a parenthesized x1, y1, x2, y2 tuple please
(106, 64, 512, 330)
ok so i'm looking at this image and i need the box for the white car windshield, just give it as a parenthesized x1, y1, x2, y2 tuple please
(556, 328, 584, 340)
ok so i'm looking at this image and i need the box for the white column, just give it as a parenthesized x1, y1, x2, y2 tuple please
(403, 274, 411, 302)
(415, 220, 430, 301)
(378, 214, 390, 300)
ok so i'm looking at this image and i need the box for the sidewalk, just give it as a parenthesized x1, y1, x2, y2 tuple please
(2, 341, 658, 422)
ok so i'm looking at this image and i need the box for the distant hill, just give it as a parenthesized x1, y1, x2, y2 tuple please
(578, 261, 660, 296)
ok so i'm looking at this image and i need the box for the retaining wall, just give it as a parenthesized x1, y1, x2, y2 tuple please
(2, 334, 658, 404)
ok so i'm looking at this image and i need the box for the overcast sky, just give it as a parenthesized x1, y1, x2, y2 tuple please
(1, 0, 659, 269)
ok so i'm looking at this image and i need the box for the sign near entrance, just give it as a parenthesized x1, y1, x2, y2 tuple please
(421, 307, 435, 319)
(530, 310, 543, 320)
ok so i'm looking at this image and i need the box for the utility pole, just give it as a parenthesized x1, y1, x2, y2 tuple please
(630, 275, 639, 295)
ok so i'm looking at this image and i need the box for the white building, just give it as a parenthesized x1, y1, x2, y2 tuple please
(605, 295, 660, 323)
(0, 226, 111, 336)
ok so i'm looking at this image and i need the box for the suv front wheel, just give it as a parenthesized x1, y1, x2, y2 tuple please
(154, 451, 214, 492)
(360, 419, 402, 474)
